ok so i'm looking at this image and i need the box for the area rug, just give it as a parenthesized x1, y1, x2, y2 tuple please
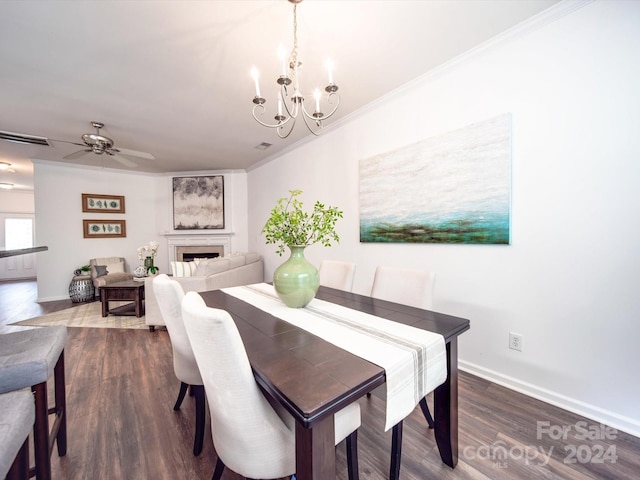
(10, 300, 147, 330)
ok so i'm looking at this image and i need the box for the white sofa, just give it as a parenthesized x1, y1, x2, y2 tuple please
(144, 252, 264, 330)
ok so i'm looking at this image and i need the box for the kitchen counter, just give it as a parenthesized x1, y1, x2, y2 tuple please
(0, 246, 48, 258)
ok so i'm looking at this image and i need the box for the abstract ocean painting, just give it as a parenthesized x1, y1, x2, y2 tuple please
(360, 114, 511, 244)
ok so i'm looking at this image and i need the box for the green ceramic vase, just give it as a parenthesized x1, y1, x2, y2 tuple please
(144, 257, 154, 274)
(273, 245, 319, 308)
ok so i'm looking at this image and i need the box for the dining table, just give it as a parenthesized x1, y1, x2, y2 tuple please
(200, 284, 470, 480)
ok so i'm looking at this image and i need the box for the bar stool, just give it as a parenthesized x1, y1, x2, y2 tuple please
(0, 391, 35, 480)
(0, 326, 68, 480)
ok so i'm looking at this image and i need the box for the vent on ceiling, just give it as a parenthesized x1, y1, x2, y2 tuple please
(0, 130, 51, 146)
(255, 142, 272, 150)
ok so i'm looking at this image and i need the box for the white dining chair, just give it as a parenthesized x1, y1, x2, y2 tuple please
(370, 265, 437, 480)
(181, 291, 361, 480)
(319, 260, 357, 292)
(370, 265, 436, 310)
(153, 274, 206, 456)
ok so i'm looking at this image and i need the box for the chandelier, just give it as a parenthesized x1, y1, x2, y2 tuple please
(251, 0, 339, 139)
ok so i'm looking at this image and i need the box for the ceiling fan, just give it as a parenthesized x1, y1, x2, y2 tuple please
(56, 121, 155, 168)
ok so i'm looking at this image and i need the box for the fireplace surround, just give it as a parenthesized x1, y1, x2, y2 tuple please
(165, 233, 232, 263)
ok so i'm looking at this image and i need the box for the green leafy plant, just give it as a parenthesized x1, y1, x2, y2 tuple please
(73, 264, 91, 276)
(262, 190, 344, 256)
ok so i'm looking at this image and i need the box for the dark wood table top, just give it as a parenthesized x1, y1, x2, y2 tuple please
(199, 285, 470, 426)
(0, 246, 48, 258)
(99, 280, 144, 289)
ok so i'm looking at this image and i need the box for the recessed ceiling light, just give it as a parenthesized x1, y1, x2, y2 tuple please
(0, 183, 14, 189)
(0, 162, 11, 170)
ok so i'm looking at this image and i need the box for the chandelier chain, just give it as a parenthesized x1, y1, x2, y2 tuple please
(289, 3, 298, 72)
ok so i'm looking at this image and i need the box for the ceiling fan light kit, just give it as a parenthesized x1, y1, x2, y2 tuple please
(250, 0, 339, 139)
(64, 121, 131, 166)
(61, 121, 155, 168)
(81, 122, 114, 154)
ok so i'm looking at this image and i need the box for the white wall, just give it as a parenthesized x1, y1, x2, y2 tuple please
(247, 0, 640, 436)
(0, 190, 34, 213)
(34, 161, 249, 300)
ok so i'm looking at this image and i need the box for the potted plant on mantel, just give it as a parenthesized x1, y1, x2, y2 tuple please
(262, 189, 343, 308)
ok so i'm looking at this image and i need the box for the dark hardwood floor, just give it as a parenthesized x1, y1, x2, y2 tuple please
(2, 279, 638, 479)
(0, 278, 73, 330)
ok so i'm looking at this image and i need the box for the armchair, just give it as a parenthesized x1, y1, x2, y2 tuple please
(89, 256, 134, 288)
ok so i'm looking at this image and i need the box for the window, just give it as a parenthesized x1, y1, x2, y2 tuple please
(5, 218, 34, 249)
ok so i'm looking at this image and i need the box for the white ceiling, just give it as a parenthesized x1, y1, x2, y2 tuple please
(0, 0, 559, 191)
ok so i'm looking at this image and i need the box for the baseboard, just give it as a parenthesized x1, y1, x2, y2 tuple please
(459, 360, 640, 439)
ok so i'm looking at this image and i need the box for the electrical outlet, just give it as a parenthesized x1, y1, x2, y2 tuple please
(509, 332, 523, 352)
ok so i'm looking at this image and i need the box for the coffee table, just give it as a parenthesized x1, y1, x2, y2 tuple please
(100, 280, 145, 318)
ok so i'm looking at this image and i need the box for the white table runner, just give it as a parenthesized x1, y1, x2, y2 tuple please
(221, 283, 446, 431)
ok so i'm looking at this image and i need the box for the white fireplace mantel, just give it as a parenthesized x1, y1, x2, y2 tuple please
(163, 231, 234, 262)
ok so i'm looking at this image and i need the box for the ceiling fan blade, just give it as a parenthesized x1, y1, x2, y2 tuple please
(114, 147, 155, 160)
(50, 138, 87, 147)
(64, 149, 92, 160)
(110, 153, 137, 168)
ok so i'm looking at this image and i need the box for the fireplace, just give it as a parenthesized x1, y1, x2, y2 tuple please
(176, 245, 224, 262)
(165, 233, 232, 263)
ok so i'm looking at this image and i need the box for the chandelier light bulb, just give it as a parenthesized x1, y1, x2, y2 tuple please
(250, 67, 261, 98)
(277, 92, 283, 116)
(278, 45, 287, 76)
(326, 59, 334, 85)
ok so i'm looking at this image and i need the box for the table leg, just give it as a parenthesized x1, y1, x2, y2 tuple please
(295, 415, 335, 480)
(434, 338, 458, 468)
(101, 290, 108, 317)
(134, 291, 141, 317)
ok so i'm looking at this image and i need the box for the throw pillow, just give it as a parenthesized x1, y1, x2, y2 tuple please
(194, 258, 213, 276)
(95, 265, 108, 277)
(105, 261, 125, 273)
(171, 261, 198, 277)
(201, 258, 230, 276)
(227, 255, 246, 269)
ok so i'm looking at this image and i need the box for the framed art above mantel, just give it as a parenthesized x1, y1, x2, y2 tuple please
(172, 175, 224, 230)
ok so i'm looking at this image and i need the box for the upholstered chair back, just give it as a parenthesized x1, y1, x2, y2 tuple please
(371, 266, 436, 310)
(319, 260, 356, 292)
(153, 274, 202, 386)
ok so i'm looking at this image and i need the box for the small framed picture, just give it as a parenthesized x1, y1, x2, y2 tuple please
(82, 194, 125, 214)
(83, 219, 126, 238)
